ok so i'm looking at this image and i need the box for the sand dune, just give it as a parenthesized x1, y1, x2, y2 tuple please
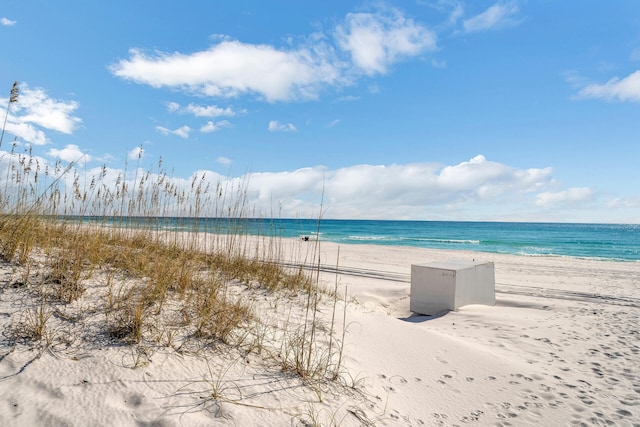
(1, 239, 639, 426)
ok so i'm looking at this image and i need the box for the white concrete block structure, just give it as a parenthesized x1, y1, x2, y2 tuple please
(410, 260, 496, 315)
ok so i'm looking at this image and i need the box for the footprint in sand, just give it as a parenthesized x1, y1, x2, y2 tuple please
(512, 373, 534, 382)
(523, 400, 544, 409)
(569, 403, 586, 413)
(460, 409, 484, 423)
(617, 408, 633, 417)
(496, 411, 519, 419)
(578, 393, 595, 406)
(389, 376, 408, 385)
(605, 377, 620, 386)
(434, 355, 449, 365)
(619, 394, 639, 406)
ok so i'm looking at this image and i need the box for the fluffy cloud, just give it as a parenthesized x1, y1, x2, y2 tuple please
(200, 120, 231, 133)
(314, 155, 552, 217)
(166, 102, 180, 112)
(168, 102, 237, 118)
(535, 187, 594, 207)
(335, 9, 437, 75)
(47, 144, 91, 164)
(128, 146, 144, 160)
(268, 120, 296, 132)
(13, 86, 81, 134)
(577, 70, 640, 103)
(184, 104, 236, 118)
(1, 17, 16, 26)
(1, 152, 628, 221)
(463, 2, 520, 33)
(1, 84, 82, 145)
(4, 121, 47, 146)
(151, 154, 554, 219)
(217, 156, 232, 166)
(110, 7, 436, 100)
(156, 125, 191, 138)
(111, 41, 340, 102)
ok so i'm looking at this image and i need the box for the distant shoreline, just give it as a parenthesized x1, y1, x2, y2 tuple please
(68, 216, 640, 262)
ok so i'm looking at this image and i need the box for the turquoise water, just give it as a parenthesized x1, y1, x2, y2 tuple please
(85, 217, 640, 262)
(270, 219, 640, 262)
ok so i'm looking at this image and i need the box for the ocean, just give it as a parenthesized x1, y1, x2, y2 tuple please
(89, 217, 640, 262)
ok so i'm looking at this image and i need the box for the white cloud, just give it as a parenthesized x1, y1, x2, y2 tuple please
(217, 156, 232, 166)
(230, 155, 559, 219)
(168, 101, 237, 118)
(463, 2, 520, 33)
(325, 119, 341, 128)
(4, 121, 48, 146)
(1, 152, 634, 221)
(13, 86, 81, 134)
(156, 125, 191, 138)
(607, 197, 640, 209)
(47, 144, 91, 164)
(535, 187, 594, 207)
(576, 70, 640, 103)
(111, 40, 341, 102)
(1, 17, 16, 26)
(111, 7, 436, 101)
(185, 104, 236, 118)
(315, 155, 552, 216)
(335, 9, 437, 75)
(0, 84, 82, 145)
(436, 155, 550, 193)
(268, 120, 297, 132)
(166, 101, 180, 112)
(200, 120, 231, 133)
(128, 146, 144, 160)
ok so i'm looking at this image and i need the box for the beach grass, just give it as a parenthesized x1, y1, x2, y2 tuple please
(0, 105, 351, 422)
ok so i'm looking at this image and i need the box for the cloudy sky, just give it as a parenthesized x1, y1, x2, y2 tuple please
(1, 1, 639, 223)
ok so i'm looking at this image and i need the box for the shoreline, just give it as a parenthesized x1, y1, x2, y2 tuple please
(69, 216, 640, 262)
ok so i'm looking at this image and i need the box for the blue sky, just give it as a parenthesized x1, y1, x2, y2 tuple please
(1, 1, 640, 222)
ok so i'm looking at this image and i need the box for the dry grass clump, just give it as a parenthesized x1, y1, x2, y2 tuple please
(1, 207, 349, 386)
(0, 83, 356, 423)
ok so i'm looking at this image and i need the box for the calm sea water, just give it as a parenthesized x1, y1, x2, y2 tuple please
(88, 217, 640, 262)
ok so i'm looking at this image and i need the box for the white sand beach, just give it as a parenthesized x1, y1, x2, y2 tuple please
(1, 238, 639, 426)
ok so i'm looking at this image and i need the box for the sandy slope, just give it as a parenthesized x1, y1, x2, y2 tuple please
(1, 239, 639, 426)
